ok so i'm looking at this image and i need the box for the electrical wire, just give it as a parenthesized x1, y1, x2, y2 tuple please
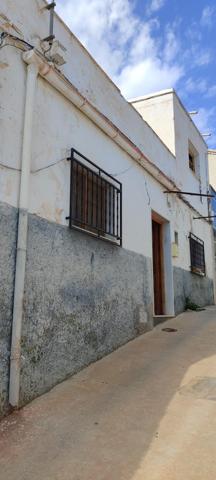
(109, 164, 151, 204)
(0, 157, 67, 173)
(0, 32, 7, 46)
(0, 31, 53, 61)
(32, 157, 67, 173)
(43, 43, 52, 59)
(0, 162, 21, 172)
(0, 32, 33, 51)
(110, 166, 133, 177)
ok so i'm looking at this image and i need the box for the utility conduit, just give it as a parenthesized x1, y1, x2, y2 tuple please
(9, 63, 38, 408)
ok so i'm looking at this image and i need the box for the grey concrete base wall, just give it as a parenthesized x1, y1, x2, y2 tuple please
(20, 214, 153, 406)
(1, 205, 214, 415)
(0, 203, 17, 417)
(173, 266, 214, 315)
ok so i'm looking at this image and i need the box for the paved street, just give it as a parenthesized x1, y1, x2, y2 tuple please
(1, 307, 216, 480)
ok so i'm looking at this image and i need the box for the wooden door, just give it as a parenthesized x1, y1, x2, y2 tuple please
(152, 220, 164, 315)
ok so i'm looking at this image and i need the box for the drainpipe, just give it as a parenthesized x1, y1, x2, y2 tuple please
(9, 61, 38, 408)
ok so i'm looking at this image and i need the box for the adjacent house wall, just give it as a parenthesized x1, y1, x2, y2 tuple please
(208, 150, 216, 191)
(173, 94, 209, 212)
(210, 184, 216, 230)
(208, 151, 216, 229)
(208, 151, 216, 301)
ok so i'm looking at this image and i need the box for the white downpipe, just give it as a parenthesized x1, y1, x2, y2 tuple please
(9, 62, 38, 408)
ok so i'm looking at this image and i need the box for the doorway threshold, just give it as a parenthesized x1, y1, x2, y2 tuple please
(153, 315, 175, 327)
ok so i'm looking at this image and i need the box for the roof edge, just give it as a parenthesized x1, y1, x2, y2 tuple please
(129, 89, 174, 104)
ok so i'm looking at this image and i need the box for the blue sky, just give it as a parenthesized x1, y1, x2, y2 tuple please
(56, 0, 216, 147)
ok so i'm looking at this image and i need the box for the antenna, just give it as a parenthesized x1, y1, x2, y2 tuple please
(43, 2, 56, 44)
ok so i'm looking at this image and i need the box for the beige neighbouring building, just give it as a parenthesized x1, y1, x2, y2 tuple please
(208, 149, 216, 231)
(208, 149, 216, 287)
(208, 149, 216, 192)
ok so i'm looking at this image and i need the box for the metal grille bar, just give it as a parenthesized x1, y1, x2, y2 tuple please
(189, 233, 205, 275)
(67, 148, 122, 246)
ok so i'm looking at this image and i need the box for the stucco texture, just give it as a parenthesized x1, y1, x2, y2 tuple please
(20, 214, 153, 406)
(0, 204, 214, 415)
(0, 202, 17, 416)
(173, 266, 214, 314)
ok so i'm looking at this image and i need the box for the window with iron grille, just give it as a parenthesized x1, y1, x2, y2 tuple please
(67, 149, 122, 246)
(189, 233, 205, 275)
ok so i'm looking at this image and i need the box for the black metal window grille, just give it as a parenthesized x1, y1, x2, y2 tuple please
(67, 149, 122, 246)
(189, 233, 205, 275)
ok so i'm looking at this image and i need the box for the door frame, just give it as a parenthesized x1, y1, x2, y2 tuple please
(152, 218, 164, 315)
(152, 211, 175, 316)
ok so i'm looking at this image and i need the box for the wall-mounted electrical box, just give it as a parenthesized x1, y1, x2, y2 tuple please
(172, 231, 179, 257)
(172, 242, 179, 257)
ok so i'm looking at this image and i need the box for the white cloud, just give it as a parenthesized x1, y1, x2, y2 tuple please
(185, 78, 208, 95)
(55, 1, 216, 147)
(56, 0, 182, 98)
(194, 50, 212, 67)
(201, 6, 216, 28)
(146, 0, 166, 15)
(117, 59, 182, 99)
(163, 27, 180, 62)
(206, 85, 216, 98)
(56, 0, 135, 77)
(193, 108, 216, 147)
(184, 80, 216, 101)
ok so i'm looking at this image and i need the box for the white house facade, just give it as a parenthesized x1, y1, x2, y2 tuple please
(0, 0, 215, 417)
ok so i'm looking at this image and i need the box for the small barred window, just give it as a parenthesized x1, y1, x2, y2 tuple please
(189, 233, 205, 275)
(67, 149, 122, 246)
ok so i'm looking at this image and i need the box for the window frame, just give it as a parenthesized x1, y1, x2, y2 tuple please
(189, 151, 196, 173)
(189, 232, 206, 276)
(67, 148, 122, 247)
(188, 141, 199, 177)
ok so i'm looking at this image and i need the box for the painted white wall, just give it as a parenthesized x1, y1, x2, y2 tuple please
(13, 75, 216, 282)
(173, 94, 209, 216)
(0, 0, 214, 286)
(132, 90, 210, 217)
(130, 90, 176, 155)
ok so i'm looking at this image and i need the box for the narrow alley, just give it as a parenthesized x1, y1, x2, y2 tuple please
(1, 308, 216, 480)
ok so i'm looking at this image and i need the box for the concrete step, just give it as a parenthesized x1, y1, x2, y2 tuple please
(153, 315, 176, 327)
